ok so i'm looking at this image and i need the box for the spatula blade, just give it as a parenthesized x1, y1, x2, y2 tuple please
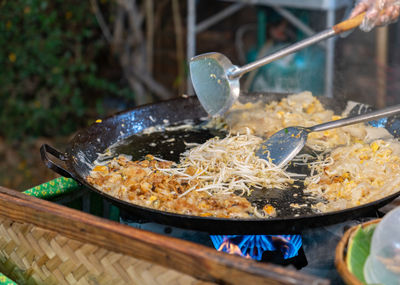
(189, 52, 239, 116)
(256, 127, 308, 168)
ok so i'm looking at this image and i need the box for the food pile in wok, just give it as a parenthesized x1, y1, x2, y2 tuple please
(87, 92, 400, 218)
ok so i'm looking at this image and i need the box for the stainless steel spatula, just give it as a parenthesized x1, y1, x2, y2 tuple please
(257, 104, 400, 168)
(190, 13, 365, 116)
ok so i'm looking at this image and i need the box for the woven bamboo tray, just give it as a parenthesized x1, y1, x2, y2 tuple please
(335, 219, 380, 285)
(0, 215, 207, 285)
(0, 184, 328, 285)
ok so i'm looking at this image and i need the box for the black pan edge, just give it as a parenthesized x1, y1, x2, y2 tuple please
(47, 93, 400, 234)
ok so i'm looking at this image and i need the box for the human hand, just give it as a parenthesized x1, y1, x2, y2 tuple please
(350, 0, 400, 32)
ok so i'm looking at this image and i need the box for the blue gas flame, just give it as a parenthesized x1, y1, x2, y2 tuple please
(210, 235, 302, 260)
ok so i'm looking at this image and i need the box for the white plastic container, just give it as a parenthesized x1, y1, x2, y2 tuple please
(364, 206, 400, 285)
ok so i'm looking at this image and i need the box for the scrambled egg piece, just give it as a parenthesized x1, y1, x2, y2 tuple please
(304, 139, 400, 212)
(224, 91, 368, 152)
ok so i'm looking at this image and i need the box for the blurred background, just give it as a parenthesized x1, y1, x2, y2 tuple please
(1, 0, 400, 190)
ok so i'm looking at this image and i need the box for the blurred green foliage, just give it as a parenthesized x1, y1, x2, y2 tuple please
(0, 0, 134, 140)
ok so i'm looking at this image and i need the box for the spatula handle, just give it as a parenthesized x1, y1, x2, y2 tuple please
(333, 12, 365, 34)
(310, 104, 400, 132)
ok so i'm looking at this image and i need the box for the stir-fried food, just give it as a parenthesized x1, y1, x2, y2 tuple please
(86, 92, 400, 218)
(157, 132, 293, 197)
(224, 91, 370, 152)
(304, 139, 400, 212)
(87, 155, 255, 218)
(87, 132, 293, 218)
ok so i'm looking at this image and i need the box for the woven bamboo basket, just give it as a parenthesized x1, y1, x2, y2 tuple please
(0, 216, 210, 285)
(0, 186, 328, 285)
(335, 219, 380, 285)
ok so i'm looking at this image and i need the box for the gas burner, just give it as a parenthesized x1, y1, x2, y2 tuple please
(210, 235, 302, 261)
(119, 210, 381, 282)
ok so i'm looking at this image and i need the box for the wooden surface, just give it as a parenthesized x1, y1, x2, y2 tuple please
(0, 187, 329, 285)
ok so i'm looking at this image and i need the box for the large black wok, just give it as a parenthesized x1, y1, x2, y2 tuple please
(41, 92, 400, 234)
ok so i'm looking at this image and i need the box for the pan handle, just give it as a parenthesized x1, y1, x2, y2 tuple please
(40, 144, 73, 178)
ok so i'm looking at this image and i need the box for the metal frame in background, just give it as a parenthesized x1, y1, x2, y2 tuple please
(186, 0, 354, 98)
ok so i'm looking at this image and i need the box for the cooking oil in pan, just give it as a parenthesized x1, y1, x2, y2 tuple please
(110, 125, 225, 162)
